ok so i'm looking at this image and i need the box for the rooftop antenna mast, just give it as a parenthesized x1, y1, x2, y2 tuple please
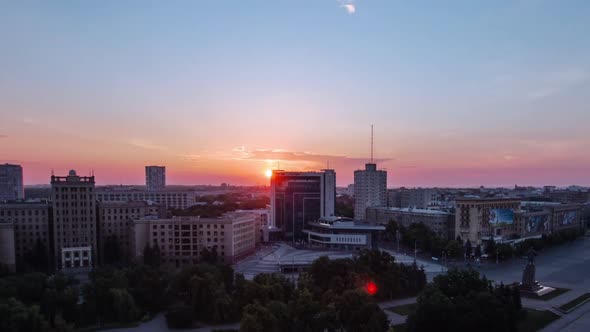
(371, 124, 374, 163)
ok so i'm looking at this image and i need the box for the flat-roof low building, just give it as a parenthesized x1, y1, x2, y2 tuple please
(303, 216, 385, 250)
(366, 206, 453, 239)
(515, 202, 583, 238)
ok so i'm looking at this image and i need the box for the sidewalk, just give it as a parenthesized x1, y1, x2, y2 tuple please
(378, 297, 417, 325)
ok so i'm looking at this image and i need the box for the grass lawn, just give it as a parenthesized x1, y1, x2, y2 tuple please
(386, 303, 418, 316)
(517, 309, 560, 332)
(558, 293, 590, 312)
(521, 287, 571, 301)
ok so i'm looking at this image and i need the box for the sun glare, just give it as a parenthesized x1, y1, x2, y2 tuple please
(265, 169, 273, 178)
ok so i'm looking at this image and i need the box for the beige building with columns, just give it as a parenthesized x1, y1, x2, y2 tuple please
(51, 170, 97, 269)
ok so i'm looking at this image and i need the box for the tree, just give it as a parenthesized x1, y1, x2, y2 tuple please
(385, 220, 400, 242)
(109, 288, 139, 323)
(465, 239, 473, 258)
(496, 244, 514, 262)
(143, 244, 161, 267)
(475, 245, 482, 258)
(240, 303, 276, 332)
(0, 298, 48, 332)
(103, 236, 121, 265)
(338, 290, 389, 332)
(201, 246, 219, 264)
(23, 239, 49, 272)
(406, 269, 522, 332)
(444, 240, 463, 259)
(485, 237, 497, 257)
(165, 305, 193, 329)
(126, 265, 169, 314)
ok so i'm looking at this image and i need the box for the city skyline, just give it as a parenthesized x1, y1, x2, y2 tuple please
(1, 1, 590, 187)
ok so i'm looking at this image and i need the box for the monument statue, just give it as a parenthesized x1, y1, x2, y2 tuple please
(521, 248, 542, 293)
(520, 246, 555, 297)
(526, 247, 536, 264)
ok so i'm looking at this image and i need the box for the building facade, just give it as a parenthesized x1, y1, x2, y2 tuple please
(270, 170, 336, 242)
(0, 221, 15, 272)
(388, 188, 441, 209)
(543, 190, 590, 204)
(366, 206, 453, 239)
(51, 170, 97, 269)
(96, 189, 197, 209)
(97, 200, 166, 263)
(303, 216, 385, 250)
(0, 164, 24, 201)
(353, 163, 387, 220)
(132, 212, 256, 267)
(0, 201, 52, 271)
(146, 166, 166, 191)
(515, 202, 583, 238)
(455, 197, 521, 244)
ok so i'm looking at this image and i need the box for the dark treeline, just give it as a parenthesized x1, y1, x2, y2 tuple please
(384, 219, 585, 262)
(170, 194, 270, 218)
(407, 269, 523, 332)
(0, 249, 425, 332)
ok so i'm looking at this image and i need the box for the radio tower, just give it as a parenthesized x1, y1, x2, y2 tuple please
(371, 124, 374, 163)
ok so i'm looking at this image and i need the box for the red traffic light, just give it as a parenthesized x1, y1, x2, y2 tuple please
(366, 281, 378, 295)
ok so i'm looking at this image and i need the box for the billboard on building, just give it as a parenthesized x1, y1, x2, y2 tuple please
(557, 211, 577, 226)
(488, 209, 514, 225)
(525, 215, 549, 233)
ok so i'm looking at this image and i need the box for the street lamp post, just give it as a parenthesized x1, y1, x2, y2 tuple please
(496, 249, 499, 264)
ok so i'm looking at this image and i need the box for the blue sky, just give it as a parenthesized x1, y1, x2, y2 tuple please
(1, 1, 589, 186)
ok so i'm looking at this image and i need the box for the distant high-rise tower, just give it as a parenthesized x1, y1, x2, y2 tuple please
(270, 169, 336, 242)
(146, 166, 166, 191)
(354, 126, 387, 219)
(0, 164, 24, 201)
(51, 170, 97, 269)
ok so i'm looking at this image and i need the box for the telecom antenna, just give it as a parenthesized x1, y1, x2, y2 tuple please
(371, 124, 374, 163)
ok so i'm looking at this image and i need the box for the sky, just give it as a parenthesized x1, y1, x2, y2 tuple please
(1, 0, 589, 187)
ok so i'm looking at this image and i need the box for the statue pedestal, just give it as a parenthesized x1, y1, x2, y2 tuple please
(519, 263, 555, 298)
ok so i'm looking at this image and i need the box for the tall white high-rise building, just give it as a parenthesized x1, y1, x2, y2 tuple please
(354, 163, 387, 220)
(0, 164, 24, 201)
(51, 170, 97, 269)
(145, 166, 166, 191)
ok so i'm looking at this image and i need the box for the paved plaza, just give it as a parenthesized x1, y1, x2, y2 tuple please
(112, 239, 590, 331)
(381, 238, 590, 331)
(233, 243, 446, 280)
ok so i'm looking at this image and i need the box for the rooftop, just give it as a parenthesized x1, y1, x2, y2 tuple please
(369, 206, 450, 215)
(455, 196, 521, 202)
(310, 216, 386, 231)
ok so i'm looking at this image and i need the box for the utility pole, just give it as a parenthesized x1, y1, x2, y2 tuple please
(414, 240, 417, 262)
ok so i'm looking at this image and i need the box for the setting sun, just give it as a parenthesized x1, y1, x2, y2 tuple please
(265, 169, 273, 178)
